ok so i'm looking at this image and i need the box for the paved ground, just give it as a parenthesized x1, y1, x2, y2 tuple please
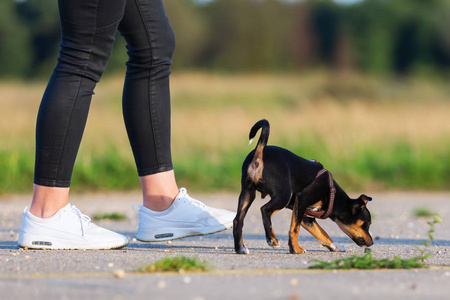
(1, 191, 449, 299)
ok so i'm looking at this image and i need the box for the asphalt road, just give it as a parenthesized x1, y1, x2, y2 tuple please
(1, 191, 449, 299)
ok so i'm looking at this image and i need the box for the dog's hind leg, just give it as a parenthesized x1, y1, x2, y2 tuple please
(261, 189, 292, 248)
(301, 217, 344, 252)
(288, 194, 307, 254)
(233, 186, 257, 254)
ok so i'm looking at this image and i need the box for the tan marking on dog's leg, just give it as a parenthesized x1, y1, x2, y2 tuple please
(288, 211, 305, 254)
(301, 219, 335, 251)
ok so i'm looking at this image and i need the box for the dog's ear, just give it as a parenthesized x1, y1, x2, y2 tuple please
(351, 195, 371, 215)
(360, 194, 372, 204)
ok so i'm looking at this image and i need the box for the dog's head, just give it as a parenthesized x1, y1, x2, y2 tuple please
(335, 195, 373, 247)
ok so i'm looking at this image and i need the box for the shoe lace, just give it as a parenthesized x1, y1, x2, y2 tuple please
(70, 205, 92, 236)
(179, 188, 206, 209)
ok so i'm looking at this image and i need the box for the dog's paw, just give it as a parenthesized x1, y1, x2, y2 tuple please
(235, 245, 250, 255)
(330, 243, 346, 252)
(267, 239, 280, 248)
(289, 246, 306, 254)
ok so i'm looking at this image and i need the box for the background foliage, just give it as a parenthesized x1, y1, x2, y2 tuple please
(1, 0, 449, 78)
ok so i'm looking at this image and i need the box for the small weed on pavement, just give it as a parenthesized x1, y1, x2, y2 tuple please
(309, 216, 442, 270)
(413, 206, 437, 218)
(137, 256, 210, 273)
(93, 212, 127, 221)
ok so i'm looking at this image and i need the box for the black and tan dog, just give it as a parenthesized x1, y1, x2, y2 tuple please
(233, 119, 373, 254)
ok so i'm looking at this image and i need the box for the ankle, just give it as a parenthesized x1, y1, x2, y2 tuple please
(139, 170, 179, 212)
(143, 193, 178, 212)
(30, 202, 67, 218)
(30, 184, 69, 218)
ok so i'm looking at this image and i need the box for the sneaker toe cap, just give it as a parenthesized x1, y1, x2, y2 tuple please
(85, 227, 129, 248)
(206, 209, 236, 227)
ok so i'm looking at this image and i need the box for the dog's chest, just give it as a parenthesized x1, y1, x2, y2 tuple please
(306, 201, 323, 212)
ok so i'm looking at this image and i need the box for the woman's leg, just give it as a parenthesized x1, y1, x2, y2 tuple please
(118, 0, 178, 210)
(19, 0, 129, 249)
(119, 0, 235, 242)
(31, 0, 127, 217)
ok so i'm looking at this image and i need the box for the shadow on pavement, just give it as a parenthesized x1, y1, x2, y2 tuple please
(224, 233, 450, 247)
(0, 241, 19, 250)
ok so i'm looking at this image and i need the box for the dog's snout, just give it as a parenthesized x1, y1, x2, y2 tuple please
(356, 236, 373, 247)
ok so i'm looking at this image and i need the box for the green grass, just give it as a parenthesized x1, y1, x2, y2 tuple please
(176, 140, 450, 192)
(0, 147, 139, 194)
(137, 256, 210, 273)
(1, 73, 449, 194)
(308, 251, 428, 270)
(0, 149, 34, 194)
(309, 216, 442, 270)
(93, 212, 127, 221)
(413, 207, 437, 218)
(1, 129, 449, 194)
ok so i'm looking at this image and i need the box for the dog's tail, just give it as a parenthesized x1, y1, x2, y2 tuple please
(248, 119, 270, 163)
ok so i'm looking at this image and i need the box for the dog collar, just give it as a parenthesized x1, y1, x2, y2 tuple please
(304, 168, 336, 219)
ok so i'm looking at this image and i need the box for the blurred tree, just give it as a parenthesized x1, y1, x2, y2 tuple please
(0, 0, 32, 78)
(436, 1, 450, 68)
(1, 0, 449, 78)
(342, 0, 395, 74)
(310, 1, 340, 66)
(16, 0, 60, 78)
(199, 0, 293, 71)
(345, 0, 450, 75)
(389, 0, 446, 74)
(164, 0, 209, 69)
(57, 0, 210, 74)
(199, 0, 261, 71)
(289, 2, 317, 69)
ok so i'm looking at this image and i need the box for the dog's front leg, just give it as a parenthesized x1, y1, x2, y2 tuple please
(288, 194, 306, 254)
(301, 217, 345, 252)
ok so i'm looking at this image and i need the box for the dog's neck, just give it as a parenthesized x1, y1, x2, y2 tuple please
(328, 186, 353, 221)
(304, 168, 337, 219)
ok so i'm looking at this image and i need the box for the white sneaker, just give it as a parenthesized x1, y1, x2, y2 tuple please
(18, 204, 129, 250)
(135, 188, 236, 242)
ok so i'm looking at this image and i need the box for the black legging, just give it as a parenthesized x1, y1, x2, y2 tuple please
(34, 0, 175, 187)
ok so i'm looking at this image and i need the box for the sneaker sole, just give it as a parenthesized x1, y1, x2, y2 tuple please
(136, 221, 233, 242)
(18, 233, 129, 250)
